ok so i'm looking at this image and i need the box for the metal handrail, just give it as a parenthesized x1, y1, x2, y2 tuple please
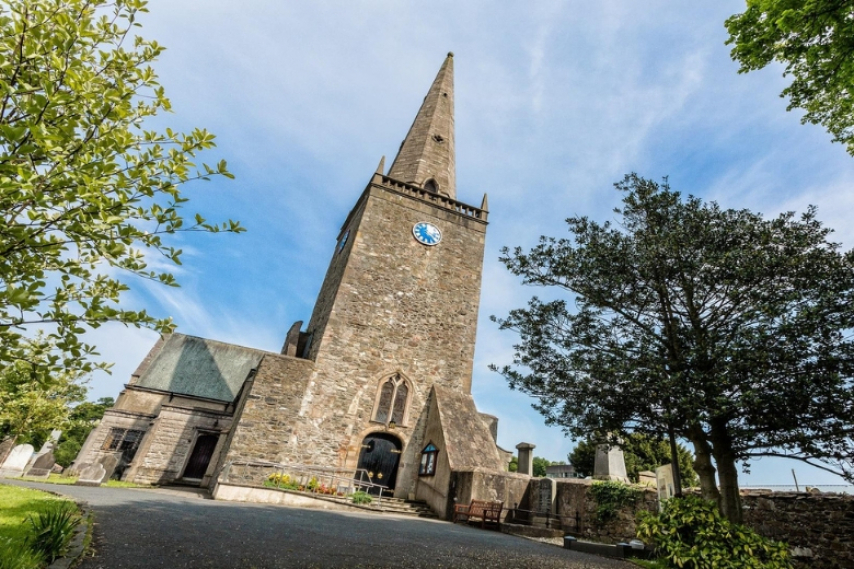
(219, 460, 390, 505)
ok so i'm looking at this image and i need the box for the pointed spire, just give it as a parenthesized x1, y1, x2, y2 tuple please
(480, 193, 489, 212)
(388, 52, 456, 199)
(375, 155, 386, 175)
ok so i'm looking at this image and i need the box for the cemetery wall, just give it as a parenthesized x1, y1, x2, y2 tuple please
(554, 478, 658, 543)
(742, 491, 854, 569)
(450, 469, 530, 521)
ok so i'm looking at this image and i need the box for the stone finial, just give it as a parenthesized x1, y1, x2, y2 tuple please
(480, 193, 489, 212)
(387, 54, 456, 199)
(516, 442, 536, 476)
(375, 155, 386, 176)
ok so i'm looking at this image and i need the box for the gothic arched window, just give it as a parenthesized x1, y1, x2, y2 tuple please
(424, 179, 439, 193)
(373, 373, 410, 426)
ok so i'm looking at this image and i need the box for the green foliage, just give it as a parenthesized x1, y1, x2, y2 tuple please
(726, 1, 854, 155)
(590, 480, 641, 524)
(508, 456, 518, 472)
(26, 501, 81, 563)
(50, 397, 114, 467)
(264, 472, 300, 491)
(0, 336, 87, 442)
(0, 0, 242, 380)
(532, 456, 554, 477)
(492, 174, 854, 521)
(569, 434, 698, 487)
(637, 496, 792, 569)
(0, 538, 43, 569)
(351, 491, 372, 505)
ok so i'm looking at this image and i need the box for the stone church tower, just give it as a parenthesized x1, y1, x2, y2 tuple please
(73, 54, 506, 516)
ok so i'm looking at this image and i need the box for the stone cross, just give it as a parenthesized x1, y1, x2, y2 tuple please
(0, 444, 35, 478)
(515, 442, 536, 476)
(593, 442, 629, 482)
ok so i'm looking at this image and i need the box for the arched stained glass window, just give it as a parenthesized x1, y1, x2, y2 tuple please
(391, 382, 408, 424)
(419, 442, 438, 476)
(375, 380, 394, 424)
(372, 373, 411, 426)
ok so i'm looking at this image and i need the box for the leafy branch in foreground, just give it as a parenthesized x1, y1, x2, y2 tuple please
(0, 0, 243, 378)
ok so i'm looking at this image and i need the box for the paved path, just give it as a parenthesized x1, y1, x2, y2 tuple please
(5, 481, 633, 569)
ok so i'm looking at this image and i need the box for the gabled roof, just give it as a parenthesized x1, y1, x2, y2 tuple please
(134, 334, 265, 403)
(432, 384, 503, 471)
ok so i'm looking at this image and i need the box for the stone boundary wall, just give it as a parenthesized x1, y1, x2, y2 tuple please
(742, 491, 854, 569)
(554, 478, 657, 543)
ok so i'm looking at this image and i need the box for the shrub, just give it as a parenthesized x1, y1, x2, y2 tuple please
(25, 501, 81, 563)
(636, 495, 792, 569)
(264, 473, 299, 490)
(590, 480, 641, 524)
(0, 538, 43, 569)
(351, 491, 372, 505)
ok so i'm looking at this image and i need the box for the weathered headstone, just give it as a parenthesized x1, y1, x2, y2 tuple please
(655, 464, 675, 509)
(67, 461, 91, 478)
(515, 442, 536, 476)
(97, 454, 120, 481)
(23, 430, 63, 476)
(26, 452, 56, 479)
(51, 463, 64, 474)
(536, 477, 557, 515)
(637, 470, 657, 487)
(75, 463, 106, 486)
(0, 444, 35, 478)
(0, 439, 15, 466)
(593, 442, 628, 482)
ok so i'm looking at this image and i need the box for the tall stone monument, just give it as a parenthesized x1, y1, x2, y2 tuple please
(516, 442, 536, 476)
(593, 442, 628, 483)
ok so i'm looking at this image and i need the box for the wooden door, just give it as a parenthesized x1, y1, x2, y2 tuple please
(356, 433, 402, 494)
(183, 434, 218, 479)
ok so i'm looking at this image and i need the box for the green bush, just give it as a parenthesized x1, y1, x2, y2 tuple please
(26, 501, 81, 563)
(636, 495, 792, 569)
(0, 538, 43, 569)
(590, 480, 641, 524)
(351, 491, 372, 505)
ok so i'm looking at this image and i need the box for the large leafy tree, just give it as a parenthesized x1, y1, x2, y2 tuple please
(0, 0, 241, 380)
(493, 174, 854, 523)
(569, 433, 699, 487)
(726, 1, 854, 155)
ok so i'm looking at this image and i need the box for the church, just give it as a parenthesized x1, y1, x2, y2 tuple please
(72, 53, 515, 517)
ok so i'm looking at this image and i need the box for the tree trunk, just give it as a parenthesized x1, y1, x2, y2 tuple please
(709, 422, 743, 524)
(689, 432, 721, 507)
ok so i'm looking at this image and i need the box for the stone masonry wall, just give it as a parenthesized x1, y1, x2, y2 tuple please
(555, 478, 658, 543)
(742, 491, 854, 569)
(131, 405, 231, 486)
(219, 353, 315, 465)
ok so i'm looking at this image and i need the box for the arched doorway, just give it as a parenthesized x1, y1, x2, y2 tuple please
(356, 433, 402, 494)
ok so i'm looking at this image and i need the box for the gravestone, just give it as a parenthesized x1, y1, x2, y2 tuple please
(51, 463, 64, 474)
(26, 452, 56, 479)
(515, 442, 536, 476)
(23, 430, 63, 476)
(0, 444, 34, 478)
(593, 443, 628, 482)
(536, 477, 557, 515)
(0, 438, 15, 466)
(98, 454, 120, 481)
(656, 464, 675, 509)
(76, 463, 106, 486)
(68, 461, 91, 478)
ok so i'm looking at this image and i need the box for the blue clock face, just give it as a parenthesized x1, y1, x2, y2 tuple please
(413, 222, 441, 246)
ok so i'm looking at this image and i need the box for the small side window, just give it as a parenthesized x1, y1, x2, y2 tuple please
(419, 442, 438, 476)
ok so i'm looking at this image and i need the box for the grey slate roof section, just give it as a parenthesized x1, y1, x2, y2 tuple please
(135, 334, 265, 402)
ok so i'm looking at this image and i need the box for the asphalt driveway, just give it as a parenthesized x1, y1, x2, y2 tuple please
(5, 480, 634, 569)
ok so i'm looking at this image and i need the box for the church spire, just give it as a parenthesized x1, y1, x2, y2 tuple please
(388, 52, 456, 199)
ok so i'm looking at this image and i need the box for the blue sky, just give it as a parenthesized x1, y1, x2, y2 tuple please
(81, 1, 853, 489)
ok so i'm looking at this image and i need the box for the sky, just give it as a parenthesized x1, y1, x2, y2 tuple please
(77, 1, 853, 490)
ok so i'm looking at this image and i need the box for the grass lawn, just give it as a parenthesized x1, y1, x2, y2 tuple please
(0, 483, 78, 568)
(14, 474, 150, 488)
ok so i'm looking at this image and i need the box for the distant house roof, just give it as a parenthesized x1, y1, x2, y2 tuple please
(134, 334, 266, 403)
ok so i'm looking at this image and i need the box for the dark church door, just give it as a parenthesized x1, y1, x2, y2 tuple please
(356, 433, 402, 494)
(183, 434, 218, 480)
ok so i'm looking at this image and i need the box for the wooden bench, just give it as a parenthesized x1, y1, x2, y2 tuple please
(453, 499, 503, 529)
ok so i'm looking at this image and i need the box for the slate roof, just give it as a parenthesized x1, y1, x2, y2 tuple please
(432, 384, 503, 471)
(134, 334, 266, 403)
